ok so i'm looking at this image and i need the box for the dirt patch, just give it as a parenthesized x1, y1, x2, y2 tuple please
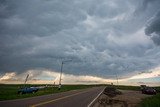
(113, 90, 151, 107)
(92, 90, 152, 107)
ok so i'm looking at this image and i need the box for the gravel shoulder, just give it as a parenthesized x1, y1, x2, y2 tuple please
(92, 90, 152, 107)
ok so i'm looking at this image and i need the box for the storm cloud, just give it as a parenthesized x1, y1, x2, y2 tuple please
(0, 0, 160, 79)
(145, 10, 160, 45)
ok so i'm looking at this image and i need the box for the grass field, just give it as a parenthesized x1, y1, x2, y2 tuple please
(0, 84, 159, 101)
(137, 86, 160, 107)
(139, 93, 160, 107)
(117, 85, 160, 107)
(0, 84, 101, 101)
(116, 85, 140, 91)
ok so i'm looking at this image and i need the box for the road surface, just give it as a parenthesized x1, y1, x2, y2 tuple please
(0, 87, 104, 107)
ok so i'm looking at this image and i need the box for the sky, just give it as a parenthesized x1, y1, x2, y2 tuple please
(0, 0, 160, 86)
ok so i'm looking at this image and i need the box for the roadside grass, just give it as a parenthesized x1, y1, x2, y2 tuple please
(115, 85, 160, 91)
(0, 84, 102, 101)
(115, 85, 160, 107)
(115, 85, 140, 91)
(139, 93, 160, 107)
(1, 84, 159, 101)
(154, 87, 160, 92)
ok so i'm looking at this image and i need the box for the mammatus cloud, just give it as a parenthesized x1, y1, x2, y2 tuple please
(0, 0, 160, 83)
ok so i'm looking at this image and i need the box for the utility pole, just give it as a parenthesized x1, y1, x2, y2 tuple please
(58, 61, 64, 90)
(115, 73, 119, 85)
(58, 60, 72, 90)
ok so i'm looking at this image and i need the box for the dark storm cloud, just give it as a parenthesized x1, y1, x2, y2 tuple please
(0, 0, 87, 36)
(145, 10, 160, 45)
(0, 0, 160, 78)
(135, 0, 156, 13)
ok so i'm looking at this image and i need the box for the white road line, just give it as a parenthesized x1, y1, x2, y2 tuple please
(87, 87, 105, 107)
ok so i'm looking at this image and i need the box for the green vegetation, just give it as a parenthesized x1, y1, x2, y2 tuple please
(0, 84, 102, 101)
(115, 85, 140, 91)
(1, 84, 159, 101)
(115, 85, 160, 107)
(138, 86, 160, 107)
(154, 86, 160, 92)
(139, 93, 160, 107)
(115, 85, 160, 91)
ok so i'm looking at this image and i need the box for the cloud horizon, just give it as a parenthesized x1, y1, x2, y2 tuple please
(0, 0, 160, 85)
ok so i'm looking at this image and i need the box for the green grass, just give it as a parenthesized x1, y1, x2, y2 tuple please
(115, 85, 140, 91)
(1, 84, 159, 101)
(0, 84, 102, 101)
(154, 87, 160, 92)
(115, 85, 160, 91)
(115, 85, 160, 107)
(139, 93, 160, 107)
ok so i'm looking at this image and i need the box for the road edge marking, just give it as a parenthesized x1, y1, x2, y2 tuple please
(87, 87, 105, 107)
(31, 90, 90, 107)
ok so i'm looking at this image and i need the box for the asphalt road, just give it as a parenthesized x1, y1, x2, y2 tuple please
(0, 86, 104, 107)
